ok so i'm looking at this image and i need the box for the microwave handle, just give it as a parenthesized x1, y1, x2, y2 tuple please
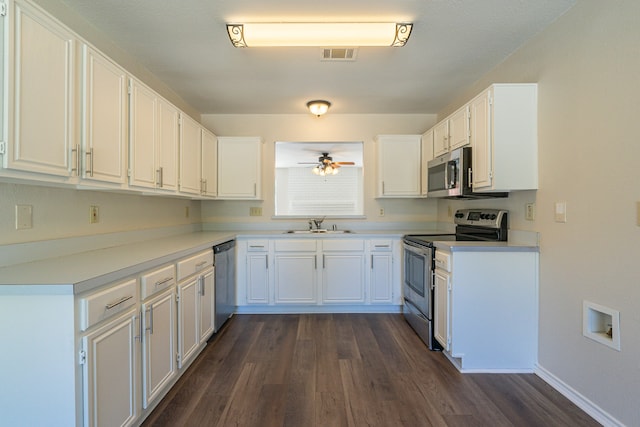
(444, 164, 449, 189)
(467, 167, 472, 188)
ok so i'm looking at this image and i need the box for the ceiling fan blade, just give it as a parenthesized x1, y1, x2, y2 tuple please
(335, 161, 355, 165)
(298, 162, 320, 164)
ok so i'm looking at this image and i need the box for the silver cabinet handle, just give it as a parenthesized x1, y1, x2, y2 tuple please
(322, 254, 326, 269)
(105, 295, 133, 310)
(195, 261, 208, 268)
(86, 148, 94, 177)
(145, 306, 154, 334)
(371, 254, 374, 269)
(249, 245, 265, 249)
(155, 277, 173, 287)
(134, 314, 141, 342)
(200, 276, 205, 296)
(374, 245, 390, 249)
(156, 167, 164, 187)
(71, 144, 80, 174)
(265, 254, 268, 269)
(254, 183, 257, 197)
(314, 255, 317, 270)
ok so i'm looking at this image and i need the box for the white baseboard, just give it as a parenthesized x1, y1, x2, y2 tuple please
(235, 305, 402, 314)
(535, 365, 623, 427)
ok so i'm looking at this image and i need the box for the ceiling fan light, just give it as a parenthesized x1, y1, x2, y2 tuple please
(307, 100, 331, 116)
(227, 23, 413, 48)
(332, 168, 339, 175)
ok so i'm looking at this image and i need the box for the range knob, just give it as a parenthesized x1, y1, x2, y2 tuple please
(480, 213, 486, 219)
(490, 214, 497, 220)
(455, 212, 464, 218)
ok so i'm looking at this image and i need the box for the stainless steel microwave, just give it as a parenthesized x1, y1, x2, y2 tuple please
(426, 147, 507, 199)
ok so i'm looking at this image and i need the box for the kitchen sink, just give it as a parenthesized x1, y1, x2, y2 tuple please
(284, 229, 353, 234)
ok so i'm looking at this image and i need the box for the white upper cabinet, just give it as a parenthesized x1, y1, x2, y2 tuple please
(217, 137, 262, 199)
(376, 135, 422, 198)
(129, 79, 157, 189)
(432, 121, 449, 158)
(421, 128, 434, 197)
(2, 0, 77, 179)
(129, 78, 180, 192)
(179, 113, 202, 196)
(200, 128, 217, 198)
(156, 97, 180, 192)
(448, 105, 470, 151)
(81, 46, 128, 186)
(471, 84, 538, 192)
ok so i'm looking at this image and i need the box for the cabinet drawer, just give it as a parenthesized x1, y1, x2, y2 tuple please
(434, 250, 451, 272)
(80, 278, 137, 331)
(322, 239, 365, 252)
(274, 239, 317, 252)
(177, 250, 213, 281)
(247, 240, 269, 251)
(140, 264, 175, 300)
(370, 239, 393, 251)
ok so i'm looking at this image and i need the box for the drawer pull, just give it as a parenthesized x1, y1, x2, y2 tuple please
(105, 295, 133, 310)
(195, 261, 208, 268)
(375, 245, 390, 248)
(249, 245, 265, 248)
(155, 277, 174, 286)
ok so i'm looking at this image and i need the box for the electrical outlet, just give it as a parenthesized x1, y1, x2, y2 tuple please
(554, 201, 566, 223)
(15, 205, 33, 230)
(250, 207, 262, 216)
(379, 208, 385, 217)
(89, 205, 100, 224)
(525, 203, 535, 221)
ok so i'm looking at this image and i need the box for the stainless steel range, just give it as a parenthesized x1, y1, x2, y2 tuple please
(402, 209, 508, 350)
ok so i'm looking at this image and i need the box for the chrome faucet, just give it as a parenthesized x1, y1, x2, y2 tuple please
(312, 217, 325, 230)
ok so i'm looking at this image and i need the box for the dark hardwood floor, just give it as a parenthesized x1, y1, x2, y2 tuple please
(142, 314, 599, 427)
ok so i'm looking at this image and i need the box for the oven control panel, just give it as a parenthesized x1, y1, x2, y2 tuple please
(454, 209, 508, 228)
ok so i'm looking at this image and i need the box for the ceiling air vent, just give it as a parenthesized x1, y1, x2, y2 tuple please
(322, 48, 357, 61)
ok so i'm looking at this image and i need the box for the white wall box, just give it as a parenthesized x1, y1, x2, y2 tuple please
(1, 0, 77, 181)
(470, 84, 538, 192)
(217, 136, 262, 199)
(376, 135, 422, 198)
(582, 301, 621, 351)
(81, 45, 129, 187)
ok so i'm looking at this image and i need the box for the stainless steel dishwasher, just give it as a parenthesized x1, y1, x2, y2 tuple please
(213, 240, 236, 332)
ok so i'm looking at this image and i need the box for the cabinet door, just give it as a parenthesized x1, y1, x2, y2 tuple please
(5, 1, 76, 177)
(247, 253, 269, 304)
(434, 269, 451, 351)
(470, 89, 492, 190)
(179, 114, 202, 195)
(141, 288, 176, 409)
(322, 253, 365, 303)
(82, 310, 138, 427)
(377, 135, 422, 197)
(129, 79, 157, 189)
(177, 277, 200, 368)
(421, 129, 434, 197)
(157, 98, 180, 191)
(448, 106, 470, 151)
(82, 46, 128, 184)
(217, 137, 262, 199)
(274, 254, 317, 304)
(433, 121, 449, 157)
(199, 269, 215, 343)
(370, 253, 393, 304)
(200, 129, 218, 197)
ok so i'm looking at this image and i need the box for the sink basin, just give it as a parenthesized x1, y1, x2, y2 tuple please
(284, 229, 353, 234)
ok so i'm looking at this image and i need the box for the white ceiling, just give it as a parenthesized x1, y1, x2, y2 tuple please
(55, 0, 576, 115)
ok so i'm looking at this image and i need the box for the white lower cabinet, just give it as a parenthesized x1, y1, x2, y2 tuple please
(322, 239, 366, 304)
(369, 240, 394, 304)
(177, 276, 200, 368)
(81, 309, 139, 427)
(141, 287, 177, 409)
(433, 268, 450, 351)
(433, 246, 538, 372)
(237, 236, 400, 309)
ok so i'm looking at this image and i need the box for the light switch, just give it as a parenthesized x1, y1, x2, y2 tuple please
(15, 205, 33, 230)
(555, 201, 567, 223)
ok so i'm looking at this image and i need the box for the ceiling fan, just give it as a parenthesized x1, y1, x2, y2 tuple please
(298, 152, 355, 176)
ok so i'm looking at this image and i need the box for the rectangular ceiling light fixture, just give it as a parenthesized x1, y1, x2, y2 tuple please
(226, 22, 413, 48)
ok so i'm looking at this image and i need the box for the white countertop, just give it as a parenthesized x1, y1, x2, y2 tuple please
(434, 240, 539, 252)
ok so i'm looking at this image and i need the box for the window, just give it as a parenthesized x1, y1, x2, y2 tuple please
(275, 142, 364, 217)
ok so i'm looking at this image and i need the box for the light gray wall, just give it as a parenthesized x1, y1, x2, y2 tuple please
(200, 113, 439, 229)
(437, 1, 639, 424)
